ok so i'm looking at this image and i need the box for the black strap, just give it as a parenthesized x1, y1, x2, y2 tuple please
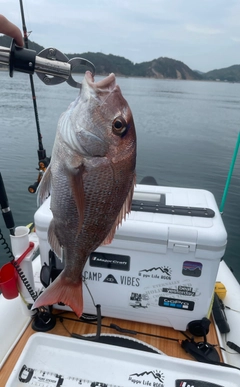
(132, 199, 215, 217)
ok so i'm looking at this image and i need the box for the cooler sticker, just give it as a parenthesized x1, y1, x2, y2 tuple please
(162, 285, 197, 296)
(83, 270, 141, 287)
(159, 296, 195, 311)
(103, 274, 118, 284)
(18, 364, 115, 387)
(139, 266, 172, 280)
(129, 292, 150, 308)
(129, 369, 165, 386)
(143, 281, 179, 307)
(141, 279, 201, 309)
(89, 252, 130, 271)
(182, 261, 202, 277)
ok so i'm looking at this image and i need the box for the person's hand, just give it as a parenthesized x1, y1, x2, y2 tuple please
(0, 15, 23, 46)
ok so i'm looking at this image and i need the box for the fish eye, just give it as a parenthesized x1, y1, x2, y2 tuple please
(112, 116, 127, 136)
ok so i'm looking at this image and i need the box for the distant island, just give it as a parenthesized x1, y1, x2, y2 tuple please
(0, 35, 239, 82)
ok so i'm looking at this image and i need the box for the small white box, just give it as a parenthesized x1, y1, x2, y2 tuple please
(34, 185, 227, 330)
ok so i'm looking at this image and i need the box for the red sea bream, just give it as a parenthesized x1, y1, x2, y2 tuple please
(33, 71, 136, 317)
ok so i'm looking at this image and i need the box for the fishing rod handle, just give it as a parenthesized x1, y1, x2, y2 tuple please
(0, 173, 9, 210)
(0, 173, 15, 232)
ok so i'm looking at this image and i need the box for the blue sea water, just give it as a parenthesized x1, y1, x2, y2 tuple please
(0, 71, 239, 281)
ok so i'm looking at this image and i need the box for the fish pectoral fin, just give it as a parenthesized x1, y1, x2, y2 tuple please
(37, 165, 52, 206)
(102, 174, 136, 245)
(32, 273, 84, 318)
(48, 220, 62, 260)
(70, 163, 85, 234)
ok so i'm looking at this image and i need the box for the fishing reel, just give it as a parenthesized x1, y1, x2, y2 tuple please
(0, 40, 96, 89)
(28, 154, 50, 194)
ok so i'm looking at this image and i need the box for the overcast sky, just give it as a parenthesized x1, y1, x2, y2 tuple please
(1, 0, 240, 72)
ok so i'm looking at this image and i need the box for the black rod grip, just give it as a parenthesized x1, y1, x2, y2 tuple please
(2, 211, 15, 232)
(0, 172, 15, 231)
(0, 172, 9, 209)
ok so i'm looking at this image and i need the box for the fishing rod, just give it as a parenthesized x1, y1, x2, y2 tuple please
(19, 0, 50, 193)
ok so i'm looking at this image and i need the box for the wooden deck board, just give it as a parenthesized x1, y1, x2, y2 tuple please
(1, 311, 222, 385)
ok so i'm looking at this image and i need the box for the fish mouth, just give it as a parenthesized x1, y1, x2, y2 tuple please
(85, 71, 116, 91)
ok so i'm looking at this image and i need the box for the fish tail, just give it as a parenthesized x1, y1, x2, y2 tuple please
(32, 273, 83, 317)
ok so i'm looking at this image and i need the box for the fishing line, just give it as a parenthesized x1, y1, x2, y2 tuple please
(58, 316, 72, 337)
(82, 275, 96, 308)
(55, 312, 180, 344)
(225, 305, 240, 313)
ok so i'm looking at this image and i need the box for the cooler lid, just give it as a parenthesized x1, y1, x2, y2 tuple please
(115, 184, 227, 250)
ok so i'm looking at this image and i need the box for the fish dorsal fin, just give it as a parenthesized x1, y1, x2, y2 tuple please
(70, 163, 85, 235)
(48, 219, 62, 260)
(37, 165, 52, 206)
(102, 175, 136, 245)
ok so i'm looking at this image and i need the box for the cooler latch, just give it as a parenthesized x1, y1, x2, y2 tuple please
(168, 241, 196, 253)
(168, 227, 197, 253)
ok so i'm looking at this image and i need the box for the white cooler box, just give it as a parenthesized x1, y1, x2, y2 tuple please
(34, 184, 227, 330)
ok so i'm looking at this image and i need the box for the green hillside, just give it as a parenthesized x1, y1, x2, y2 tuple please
(203, 65, 240, 82)
(132, 57, 202, 80)
(66, 52, 134, 76)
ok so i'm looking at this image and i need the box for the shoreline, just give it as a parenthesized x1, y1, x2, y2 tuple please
(0, 66, 238, 83)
